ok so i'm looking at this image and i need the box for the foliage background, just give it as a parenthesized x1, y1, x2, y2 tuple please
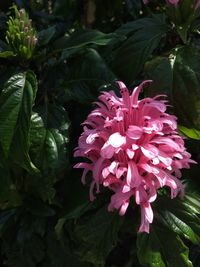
(0, 0, 200, 266)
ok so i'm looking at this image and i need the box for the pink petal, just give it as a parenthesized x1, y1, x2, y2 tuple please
(148, 186, 157, 203)
(139, 163, 159, 174)
(89, 181, 96, 201)
(135, 187, 148, 204)
(139, 203, 153, 233)
(143, 202, 153, 223)
(86, 133, 99, 144)
(126, 125, 143, 139)
(126, 161, 141, 188)
(101, 143, 115, 159)
(132, 144, 139, 150)
(147, 100, 166, 112)
(116, 167, 127, 179)
(119, 202, 129, 216)
(108, 190, 133, 214)
(108, 161, 118, 174)
(108, 132, 126, 148)
(103, 174, 120, 187)
(141, 145, 158, 159)
(93, 157, 104, 182)
(102, 167, 110, 179)
(158, 154, 172, 167)
(131, 80, 152, 106)
(151, 157, 159, 165)
(126, 148, 135, 159)
(117, 81, 130, 107)
(122, 184, 131, 193)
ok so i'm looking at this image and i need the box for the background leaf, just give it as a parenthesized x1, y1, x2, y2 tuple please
(30, 103, 69, 175)
(137, 223, 193, 267)
(113, 14, 168, 84)
(171, 45, 200, 130)
(0, 71, 38, 172)
(69, 206, 124, 265)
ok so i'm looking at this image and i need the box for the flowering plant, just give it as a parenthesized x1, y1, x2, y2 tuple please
(75, 80, 195, 233)
(6, 5, 37, 59)
(0, 1, 200, 267)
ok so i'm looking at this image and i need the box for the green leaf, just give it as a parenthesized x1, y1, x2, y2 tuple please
(171, 45, 200, 130)
(156, 210, 200, 245)
(30, 103, 70, 175)
(24, 197, 55, 217)
(137, 228, 166, 267)
(37, 26, 56, 46)
(0, 159, 21, 208)
(166, 0, 198, 43)
(154, 193, 200, 244)
(145, 46, 200, 139)
(60, 48, 116, 104)
(179, 125, 200, 140)
(137, 224, 193, 267)
(137, 191, 200, 267)
(0, 209, 16, 236)
(176, 24, 190, 44)
(0, 50, 15, 58)
(144, 57, 173, 98)
(0, 146, 11, 204)
(0, 71, 38, 172)
(71, 206, 123, 265)
(126, 0, 142, 18)
(0, 39, 11, 51)
(61, 30, 121, 59)
(113, 14, 168, 83)
(7, 234, 45, 267)
(43, 230, 88, 267)
(61, 201, 93, 220)
(55, 201, 100, 241)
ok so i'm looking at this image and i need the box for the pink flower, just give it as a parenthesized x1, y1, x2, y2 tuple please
(168, 0, 200, 9)
(143, 0, 180, 4)
(196, 0, 200, 9)
(166, 0, 180, 5)
(144, 0, 200, 9)
(74, 81, 195, 233)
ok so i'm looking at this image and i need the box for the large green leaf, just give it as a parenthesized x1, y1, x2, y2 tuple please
(0, 71, 38, 171)
(68, 206, 123, 265)
(155, 198, 200, 245)
(113, 14, 168, 83)
(6, 234, 45, 267)
(60, 48, 116, 104)
(24, 197, 55, 217)
(137, 224, 193, 267)
(26, 103, 69, 201)
(60, 30, 122, 59)
(171, 45, 200, 130)
(0, 146, 11, 205)
(37, 26, 56, 46)
(0, 210, 46, 267)
(137, 191, 200, 267)
(30, 103, 70, 175)
(144, 57, 173, 98)
(42, 230, 89, 267)
(144, 46, 200, 140)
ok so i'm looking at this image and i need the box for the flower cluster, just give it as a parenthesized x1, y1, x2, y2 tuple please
(74, 81, 195, 233)
(6, 5, 37, 60)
